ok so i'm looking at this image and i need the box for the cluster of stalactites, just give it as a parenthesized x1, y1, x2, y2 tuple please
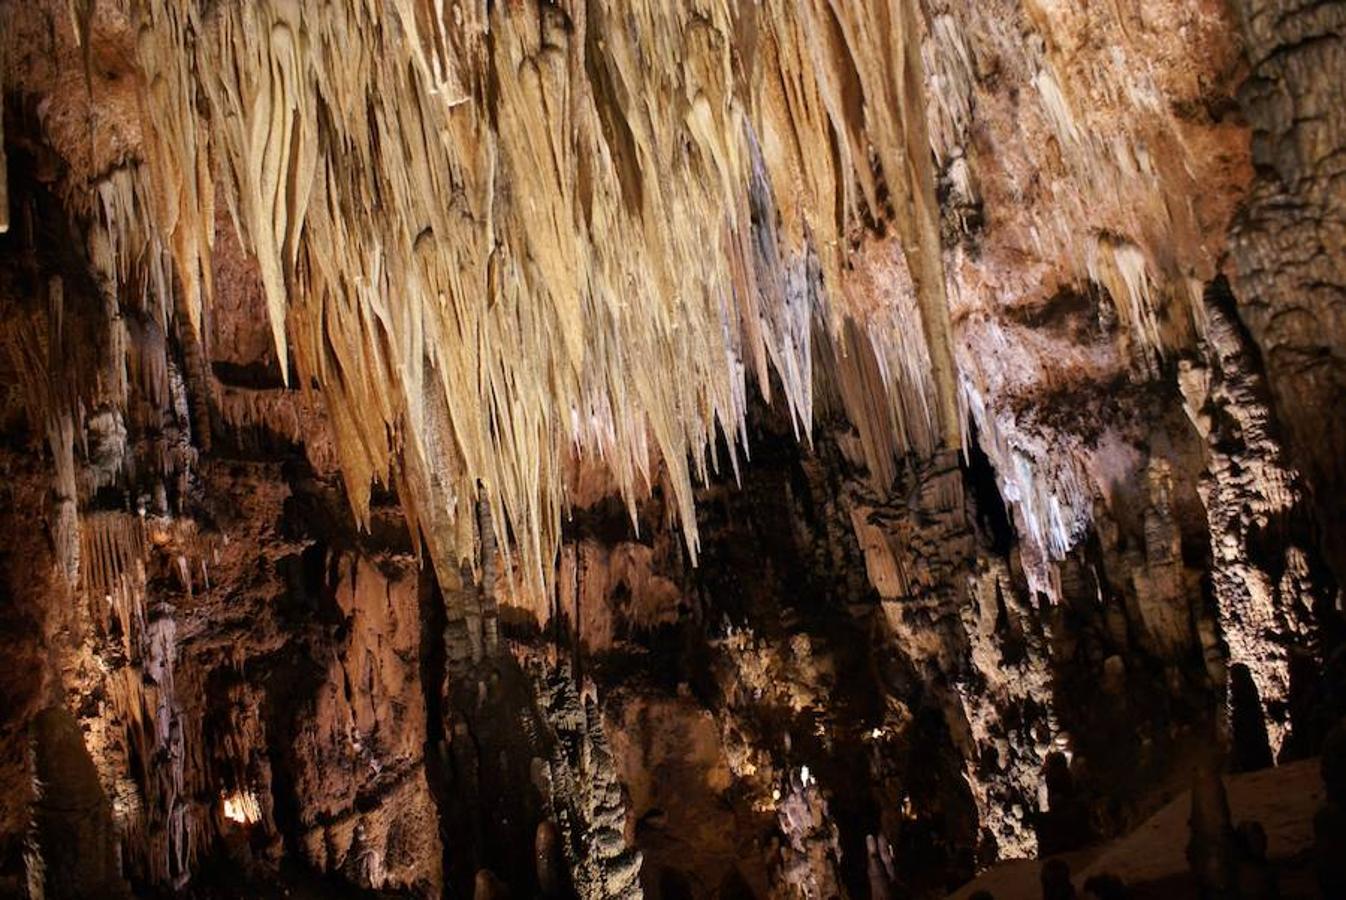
(114, 0, 958, 594)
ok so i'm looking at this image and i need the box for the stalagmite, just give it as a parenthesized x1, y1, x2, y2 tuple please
(535, 820, 565, 898)
(1180, 281, 1329, 760)
(866, 833, 898, 900)
(473, 868, 508, 900)
(1188, 765, 1237, 897)
(526, 657, 644, 899)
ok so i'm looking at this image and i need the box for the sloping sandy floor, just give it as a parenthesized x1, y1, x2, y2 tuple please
(949, 759, 1323, 899)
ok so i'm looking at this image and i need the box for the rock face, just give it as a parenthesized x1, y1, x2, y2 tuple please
(1229, 0, 1346, 588)
(0, 1, 1344, 899)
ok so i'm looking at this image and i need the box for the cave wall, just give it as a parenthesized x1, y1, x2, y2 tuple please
(1229, 0, 1346, 587)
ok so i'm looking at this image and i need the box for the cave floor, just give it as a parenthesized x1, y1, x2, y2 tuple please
(949, 759, 1323, 899)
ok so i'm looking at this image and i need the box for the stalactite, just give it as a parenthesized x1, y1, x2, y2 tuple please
(48, 407, 81, 589)
(4, 0, 1342, 896)
(79, 511, 147, 599)
(962, 376, 1093, 598)
(4, 243, 206, 891)
(116, 0, 962, 601)
(79, 511, 149, 657)
(214, 383, 336, 471)
(132, 4, 213, 342)
(1088, 236, 1165, 373)
(86, 167, 174, 329)
(125, 313, 170, 418)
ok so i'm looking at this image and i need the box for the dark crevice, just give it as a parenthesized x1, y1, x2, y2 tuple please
(962, 419, 1015, 557)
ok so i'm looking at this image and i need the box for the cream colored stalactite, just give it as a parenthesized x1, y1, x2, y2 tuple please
(753, 0, 957, 449)
(295, 3, 490, 552)
(207, 1, 317, 383)
(1013, 0, 1228, 358)
(821, 0, 960, 448)
(388, 0, 475, 106)
(552, 0, 747, 556)
(828, 319, 903, 490)
(134, 2, 215, 339)
(893, 0, 962, 451)
(80, 512, 150, 659)
(49, 408, 82, 588)
(1088, 236, 1166, 371)
(125, 0, 958, 595)
(754, 3, 841, 286)
(89, 166, 175, 328)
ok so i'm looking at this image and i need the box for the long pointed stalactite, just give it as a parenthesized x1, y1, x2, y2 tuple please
(126, 0, 964, 598)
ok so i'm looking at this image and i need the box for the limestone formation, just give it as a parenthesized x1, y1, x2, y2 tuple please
(0, 0, 1343, 898)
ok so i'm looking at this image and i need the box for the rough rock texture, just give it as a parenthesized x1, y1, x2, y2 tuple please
(1, 1, 1345, 899)
(1180, 280, 1336, 764)
(1228, 0, 1346, 588)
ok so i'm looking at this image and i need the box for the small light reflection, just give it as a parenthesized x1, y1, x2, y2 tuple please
(222, 790, 260, 825)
